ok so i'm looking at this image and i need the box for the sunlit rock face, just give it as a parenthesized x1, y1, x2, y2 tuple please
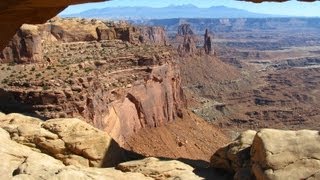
(211, 129, 320, 180)
(0, 112, 201, 180)
(0, 18, 184, 146)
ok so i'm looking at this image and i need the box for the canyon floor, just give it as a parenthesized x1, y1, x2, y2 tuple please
(162, 18, 320, 136)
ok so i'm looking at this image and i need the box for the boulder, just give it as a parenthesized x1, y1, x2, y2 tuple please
(0, 112, 202, 180)
(117, 157, 201, 180)
(211, 130, 256, 179)
(0, 127, 150, 180)
(0, 113, 125, 168)
(211, 129, 320, 180)
(251, 129, 320, 180)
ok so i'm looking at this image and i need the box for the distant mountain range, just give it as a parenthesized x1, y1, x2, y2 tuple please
(61, 5, 284, 19)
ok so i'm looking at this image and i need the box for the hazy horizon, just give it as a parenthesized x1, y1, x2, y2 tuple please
(60, 0, 320, 17)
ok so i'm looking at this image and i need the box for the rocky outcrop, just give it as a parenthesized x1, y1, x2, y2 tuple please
(0, 0, 108, 50)
(118, 157, 201, 180)
(96, 21, 167, 45)
(211, 130, 256, 175)
(252, 129, 320, 180)
(178, 35, 197, 55)
(175, 25, 215, 56)
(0, 18, 183, 146)
(176, 24, 197, 56)
(137, 26, 167, 45)
(177, 24, 194, 36)
(96, 26, 117, 41)
(0, 113, 125, 167)
(204, 29, 213, 55)
(0, 112, 200, 180)
(0, 24, 43, 63)
(103, 64, 184, 144)
(211, 129, 320, 180)
(49, 18, 106, 42)
(0, 64, 184, 145)
(1, 18, 167, 63)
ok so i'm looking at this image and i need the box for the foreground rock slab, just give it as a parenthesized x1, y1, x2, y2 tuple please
(0, 113, 125, 167)
(211, 128, 320, 180)
(252, 129, 320, 180)
(118, 157, 201, 180)
(0, 112, 201, 180)
(0, 125, 148, 180)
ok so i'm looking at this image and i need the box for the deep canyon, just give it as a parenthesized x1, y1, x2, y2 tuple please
(1, 0, 320, 179)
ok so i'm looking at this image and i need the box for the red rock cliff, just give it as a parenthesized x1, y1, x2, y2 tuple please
(0, 18, 183, 145)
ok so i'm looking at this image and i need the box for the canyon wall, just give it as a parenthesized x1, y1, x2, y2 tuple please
(0, 18, 183, 145)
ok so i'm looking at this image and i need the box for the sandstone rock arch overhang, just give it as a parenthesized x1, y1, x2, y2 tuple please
(0, 0, 317, 50)
(0, 0, 107, 50)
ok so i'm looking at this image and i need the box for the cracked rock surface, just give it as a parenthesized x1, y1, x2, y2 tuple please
(118, 157, 201, 180)
(211, 128, 320, 180)
(0, 112, 201, 180)
(0, 112, 125, 168)
(252, 129, 320, 180)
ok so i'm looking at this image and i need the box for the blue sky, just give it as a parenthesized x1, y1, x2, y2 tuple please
(61, 0, 320, 17)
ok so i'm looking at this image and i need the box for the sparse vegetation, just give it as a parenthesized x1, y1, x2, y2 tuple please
(1, 78, 8, 84)
(84, 67, 93, 73)
(42, 85, 50, 90)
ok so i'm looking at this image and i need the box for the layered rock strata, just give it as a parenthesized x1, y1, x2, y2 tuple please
(0, 18, 183, 145)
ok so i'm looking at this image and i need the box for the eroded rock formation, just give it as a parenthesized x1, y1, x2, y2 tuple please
(177, 35, 197, 55)
(177, 24, 194, 36)
(204, 29, 213, 55)
(1, 24, 43, 63)
(176, 24, 197, 56)
(0, 18, 183, 146)
(211, 129, 320, 180)
(0, 112, 201, 180)
(0, 112, 125, 168)
(0, 18, 167, 63)
(175, 25, 215, 56)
